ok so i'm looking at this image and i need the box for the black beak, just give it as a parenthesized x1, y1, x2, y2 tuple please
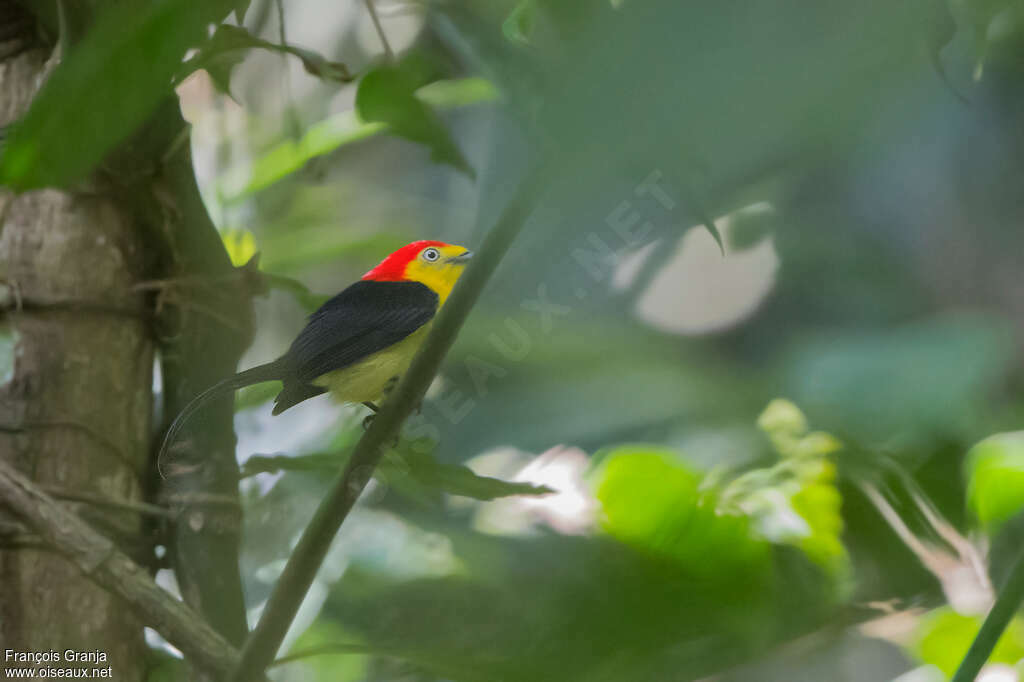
(449, 250, 473, 264)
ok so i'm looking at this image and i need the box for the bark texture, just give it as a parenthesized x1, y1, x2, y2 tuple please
(0, 459, 242, 679)
(0, 23, 149, 681)
(0, 3, 253, 677)
(156, 140, 253, 650)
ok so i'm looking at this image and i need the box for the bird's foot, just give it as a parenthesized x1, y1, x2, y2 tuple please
(360, 412, 400, 448)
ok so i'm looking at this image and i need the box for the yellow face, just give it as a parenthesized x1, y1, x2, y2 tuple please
(402, 243, 472, 304)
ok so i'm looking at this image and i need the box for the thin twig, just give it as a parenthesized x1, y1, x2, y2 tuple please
(363, 0, 394, 61)
(275, 0, 287, 50)
(859, 482, 948, 577)
(274, 0, 307, 142)
(159, 126, 192, 166)
(228, 164, 552, 682)
(0, 458, 246, 678)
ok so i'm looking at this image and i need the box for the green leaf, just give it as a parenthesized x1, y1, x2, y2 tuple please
(220, 228, 258, 266)
(788, 461, 845, 575)
(966, 431, 1024, 529)
(242, 449, 550, 501)
(757, 398, 810, 441)
(241, 452, 339, 477)
(595, 447, 771, 579)
(355, 55, 475, 178)
(219, 78, 496, 201)
(385, 450, 552, 501)
(275, 620, 368, 681)
(502, 0, 537, 44)
(727, 202, 777, 252)
(756, 398, 842, 460)
(911, 607, 1024, 676)
(191, 47, 247, 99)
(234, 0, 252, 23)
(176, 24, 353, 97)
(715, 401, 847, 577)
(0, 0, 232, 190)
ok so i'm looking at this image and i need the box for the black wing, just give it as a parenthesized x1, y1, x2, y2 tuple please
(284, 279, 439, 385)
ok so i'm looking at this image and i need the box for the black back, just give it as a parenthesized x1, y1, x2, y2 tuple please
(273, 280, 439, 414)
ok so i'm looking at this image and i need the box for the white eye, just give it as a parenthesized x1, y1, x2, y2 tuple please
(422, 247, 441, 262)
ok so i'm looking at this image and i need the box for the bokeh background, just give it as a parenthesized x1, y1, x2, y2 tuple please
(152, 0, 1024, 679)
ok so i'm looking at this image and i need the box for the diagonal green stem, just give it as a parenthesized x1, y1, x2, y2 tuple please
(952, 547, 1024, 682)
(228, 164, 552, 682)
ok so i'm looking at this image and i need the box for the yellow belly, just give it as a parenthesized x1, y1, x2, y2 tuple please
(311, 324, 430, 405)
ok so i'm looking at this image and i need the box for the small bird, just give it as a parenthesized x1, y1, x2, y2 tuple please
(158, 240, 472, 470)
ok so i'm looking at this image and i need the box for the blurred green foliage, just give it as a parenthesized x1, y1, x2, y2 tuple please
(355, 54, 475, 178)
(911, 608, 1024, 677)
(240, 446, 551, 502)
(221, 227, 259, 266)
(501, 0, 536, 45)
(217, 78, 496, 202)
(1, 0, 233, 188)
(596, 447, 772, 582)
(5, 0, 1024, 679)
(273, 620, 368, 681)
(289, 404, 844, 680)
(782, 315, 1015, 450)
(740, 400, 847, 577)
(967, 432, 1024, 530)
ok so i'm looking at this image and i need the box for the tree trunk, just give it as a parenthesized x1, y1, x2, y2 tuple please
(0, 4, 253, 678)
(0, 15, 149, 680)
(156, 131, 253, 652)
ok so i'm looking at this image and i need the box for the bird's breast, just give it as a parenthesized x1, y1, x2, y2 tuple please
(311, 324, 431, 404)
